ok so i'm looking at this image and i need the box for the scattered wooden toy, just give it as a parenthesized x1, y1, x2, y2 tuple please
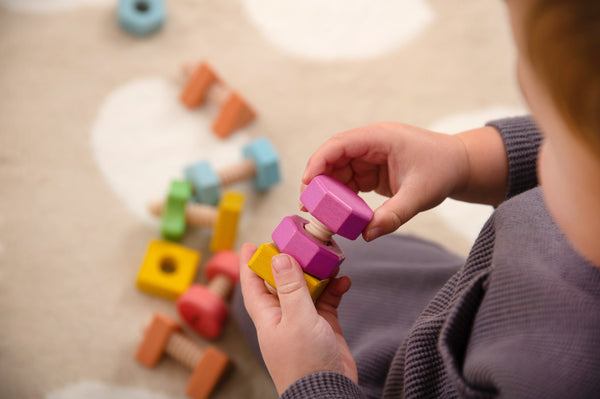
(136, 240, 201, 300)
(117, 0, 165, 36)
(180, 62, 255, 138)
(185, 136, 280, 206)
(149, 191, 245, 252)
(161, 180, 192, 242)
(248, 175, 374, 300)
(136, 313, 229, 399)
(176, 251, 240, 339)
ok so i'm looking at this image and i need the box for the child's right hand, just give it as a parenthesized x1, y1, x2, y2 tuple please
(302, 122, 508, 241)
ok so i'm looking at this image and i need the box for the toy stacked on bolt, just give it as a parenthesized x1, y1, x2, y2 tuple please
(176, 251, 240, 339)
(248, 175, 374, 300)
(150, 190, 245, 252)
(185, 136, 281, 206)
(136, 313, 229, 399)
(181, 62, 255, 138)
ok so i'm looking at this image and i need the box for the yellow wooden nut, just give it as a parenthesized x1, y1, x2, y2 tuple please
(210, 191, 245, 252)
(137, 240, 201, 300)
(248, 242, 329, 301)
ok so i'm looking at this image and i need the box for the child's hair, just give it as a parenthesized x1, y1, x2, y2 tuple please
(525, 0, 600, 156)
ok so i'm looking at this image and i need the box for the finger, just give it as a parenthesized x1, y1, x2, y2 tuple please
(302, 128, 374, 186)
(316, 276, 351, 314)
(270, 254, 317, 323)
(240, 243, 280, 325)
(316, 276, 351, 334)
(364, 178, 426, 241)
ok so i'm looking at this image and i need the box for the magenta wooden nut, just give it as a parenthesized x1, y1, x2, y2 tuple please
(272, 215, 345, 280)
(300, 175, 374, 240)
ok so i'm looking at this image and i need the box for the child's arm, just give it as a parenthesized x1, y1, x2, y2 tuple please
(302, 122, 509, 241)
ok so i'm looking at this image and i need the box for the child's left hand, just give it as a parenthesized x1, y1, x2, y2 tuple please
(239, 242, 358, 395)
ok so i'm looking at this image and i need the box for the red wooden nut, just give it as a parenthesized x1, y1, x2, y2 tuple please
(272, 215, 345, 280)
(177, 251, 240, 339)
(135, 313, 229, 399)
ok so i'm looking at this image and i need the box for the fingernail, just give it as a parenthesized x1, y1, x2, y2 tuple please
(366, 227, 383, 242)
(272, 255, 292, 274)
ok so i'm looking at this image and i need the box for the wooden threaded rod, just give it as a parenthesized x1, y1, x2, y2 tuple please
(206, 82, 231, 106)
(208, 274, 233, 300)
(304, 215, 334, 244)
(165, 332, 205, 370)
(148, 201, 218, 227)
(218, 159, 256, 186)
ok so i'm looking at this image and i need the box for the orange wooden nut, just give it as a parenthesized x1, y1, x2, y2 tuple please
(135, 313, 230, 399)
(135, 313, 180, 367)
(181, 63, 219, 109)
(187, 346, 229, 399)
(212, 91, 256, 138)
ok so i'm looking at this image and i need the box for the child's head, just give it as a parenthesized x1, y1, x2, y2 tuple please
(507, 0, 600, 158)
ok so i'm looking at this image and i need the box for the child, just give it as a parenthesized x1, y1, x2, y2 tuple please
(234, 0, 600, 397)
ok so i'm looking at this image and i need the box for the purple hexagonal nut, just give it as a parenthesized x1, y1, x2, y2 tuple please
(300, 175, 374, 240)
(272, 215, 344, 280)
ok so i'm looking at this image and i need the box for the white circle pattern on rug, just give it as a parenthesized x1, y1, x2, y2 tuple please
(241, 0, 434, 61)
(90, 77, 252, 223)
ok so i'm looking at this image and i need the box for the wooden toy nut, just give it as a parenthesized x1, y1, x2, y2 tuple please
(272, 215, 345, 280)
(301, 174, 374, 240)
(149, 191, 245, 252)
(185, 137, 280, 205)
(136, 313, 229, 399)
(117, 0, 165, 36)
(177, 251, 240, 339)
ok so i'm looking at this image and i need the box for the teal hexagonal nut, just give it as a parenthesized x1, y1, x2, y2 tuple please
(243, 137, 281, 191)
(185, 161, 220, 206)
(118, 0, 165, 36)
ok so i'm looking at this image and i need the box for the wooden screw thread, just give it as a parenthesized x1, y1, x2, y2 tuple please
(206, 82, 231, 107)
(218, 159, 256, 186)
(165, 332, 204, 370)
(185, 203, 218, 227)
(208, 274, 233, 299)
(147, 201, 218, 227)
(304, 215, 334, 244)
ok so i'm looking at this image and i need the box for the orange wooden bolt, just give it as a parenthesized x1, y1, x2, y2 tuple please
(136, 313, 229, 399)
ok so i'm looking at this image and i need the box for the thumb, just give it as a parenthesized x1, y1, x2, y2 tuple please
(271, 254, 317, 322)
(364, 188, 421, 241)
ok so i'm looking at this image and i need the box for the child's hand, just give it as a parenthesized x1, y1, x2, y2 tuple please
(302, 122, 507, 241)
(240, 243, 358, 395)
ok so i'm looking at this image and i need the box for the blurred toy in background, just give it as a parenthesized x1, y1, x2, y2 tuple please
(181, 62, 256, 138)
(118, 0, 165, 36)
(136, 313, 229, 399)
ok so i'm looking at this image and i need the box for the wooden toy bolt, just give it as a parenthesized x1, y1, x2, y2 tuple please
(149, 191, 245, 252)
(185, 136, 281, 206)
(136, 313, 229, 399)
(177, 251, 240, 339)
(180, 62, 256, 138)
(249, 175, 374, 300)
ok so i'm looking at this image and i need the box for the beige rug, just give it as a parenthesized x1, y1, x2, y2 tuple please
(0, 0, 525, 398)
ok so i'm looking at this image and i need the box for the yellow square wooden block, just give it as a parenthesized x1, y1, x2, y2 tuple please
(211, 191, 245, 252)
(137, 240, 201, 300)
(248, 242, 329, 301)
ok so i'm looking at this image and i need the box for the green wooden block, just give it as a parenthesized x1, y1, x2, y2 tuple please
(161, 180, 192, 241)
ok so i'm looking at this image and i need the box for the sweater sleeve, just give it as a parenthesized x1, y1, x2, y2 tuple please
(485, 116, 543, 200)
(280, 372, 366, 399)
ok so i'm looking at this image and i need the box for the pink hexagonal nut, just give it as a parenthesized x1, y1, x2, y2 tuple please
(272, 215, 345, 280)
(301, 175, 374, 240)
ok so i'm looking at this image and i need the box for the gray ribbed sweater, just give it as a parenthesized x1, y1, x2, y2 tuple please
(233, 116, 600, 398)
